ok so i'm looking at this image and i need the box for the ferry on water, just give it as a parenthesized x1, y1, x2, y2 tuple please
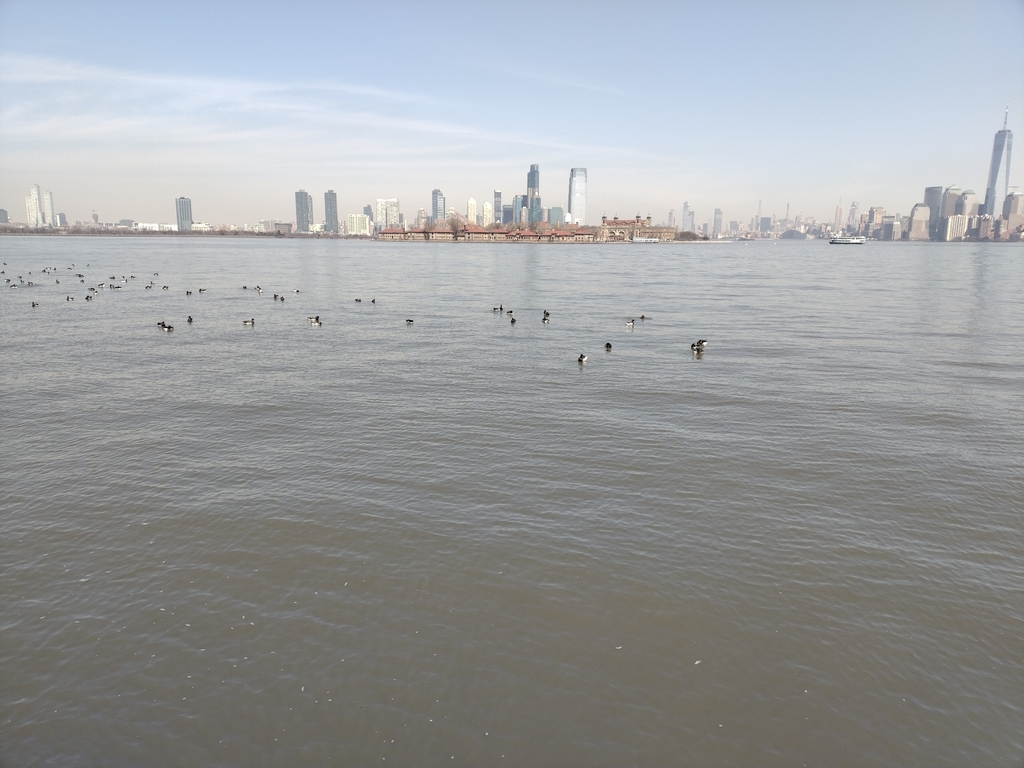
(632, 236, 660, 243)
(829, 235, 866, 244)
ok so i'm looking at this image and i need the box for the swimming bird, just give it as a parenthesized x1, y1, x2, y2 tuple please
(691, 339, 708, 352)
(406, 319, 414, 324)
(198, 288, 206, 293)
(493, 307, 500, 312)
(355, 298, 361, 302)
(162, 285, 169, 290)
(640, 314, 649, 320)
(308, 316, 319, 323)
(243, 318, 255, 326)
(506, 310, 514, 315)
(626, 319, 634, 328)
(578, 354, 588, 363)
(66, 295, 73, 301)
(543, 310, 550, 317)
(542, 316, 549, 324)
(31, 302, 39, 307)
(85, 295, 93, 301)
(371, 299, 375, 304)
(278, 296, 285, 302)
(162, 324, 173, 332)
(186, 290, 192, 295)
(294, 289, 300, 293)
(187, 316, 193, 323)
(310, 317, 322, 327)
(510, 317, 517, 325)
(605, 343, 612, 350)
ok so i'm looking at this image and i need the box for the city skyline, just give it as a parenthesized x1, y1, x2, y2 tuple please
(0, 1, 1022, 226)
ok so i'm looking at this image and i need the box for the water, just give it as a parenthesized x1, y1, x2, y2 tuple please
(2, 236, 1022, 766)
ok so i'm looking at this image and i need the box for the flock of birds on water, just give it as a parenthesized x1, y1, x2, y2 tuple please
(4, 261, 710, 362)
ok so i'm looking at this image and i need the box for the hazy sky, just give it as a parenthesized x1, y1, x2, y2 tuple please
(1, 0, 1022, 227)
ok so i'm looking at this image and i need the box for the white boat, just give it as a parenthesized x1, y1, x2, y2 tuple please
(632, 236, 660, 243)
(829, 236, 866, 244)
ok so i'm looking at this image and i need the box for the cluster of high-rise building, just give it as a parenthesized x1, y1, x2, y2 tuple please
(285, 165, 588, 236)
(838, 112, 1020, 242)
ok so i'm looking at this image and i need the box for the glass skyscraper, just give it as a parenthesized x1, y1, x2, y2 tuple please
(527, 164, 540, 225)
(175, 197, 193, 232)
(295, 190, 313, 232)
(567, 168, 587, 225)
(431, 189, 445, 224)
(982, 111, 1013, 217)
(324, 190, 339, 234)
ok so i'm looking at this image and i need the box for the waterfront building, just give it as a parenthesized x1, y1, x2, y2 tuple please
(431, 189, 445, 224)
(597, 214, 676, 242)
(713, 208, 723, 237)
(493, 191, 501, 222)
(0, 209, 8, 223)
(907, 203, 931, 240)
(942, 214, 968, 241)
(375, 199, 400, 230)
(549, 206, 565, 227)
(482, 201, 494, 226)
(176, 197, 193, 232)
(759, 216, 772, 234)
(1003, 191, 1024, 231)
(729, 220, 739, 233)
(42, 191, 55, 227)
(881, 216, 902, 241)
(923, 186, 943, 239)
(25, 185, 45, 227)
(467, 198, 477, 223)
(295, 190, 314, 232)
(324, 190, 339, 234)
(347, 213, 372, 236)
(363, 204, 374, 221)
(502, 205, 513, 224)
(957, 190, 979, 217)
(982, 109, 1013, 216)
(567, 168, 587, 225)
(414, 208, 428, 228)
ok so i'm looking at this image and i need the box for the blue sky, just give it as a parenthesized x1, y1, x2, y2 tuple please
(1, 0, 1022, 227)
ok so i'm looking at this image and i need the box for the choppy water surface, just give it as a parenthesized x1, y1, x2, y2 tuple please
(1, 236, 1022, 766)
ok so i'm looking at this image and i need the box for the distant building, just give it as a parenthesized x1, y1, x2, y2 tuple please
(729, 220, 738, 232)
(347, 213, 372, 236)
(274, 222, 293, 234)
(527, 164, 540, 224)
(866, 207, 885, 239)
(502, 204, 514, 224)
(56, 213, 66, 227)
(942, 214, 968, 241)
(0, 209, 8, 223)
(513, 195, 526, 224)
(956, 190, 979, 217)
(25, 185, 45, 227)
(713, 208, 723, 236)
(567, 168, 587, 225)
(759, 216, 772, 234)
(846, 201, 859, 232)
(907, 203, 931, 240)
(1002, 191, 1024, 230)
(529, 196, 542, 226)
(493, 191, 502, 222)
(681, 202, 694, 232)
(881, 216, 902, 241)
(42, 191, 55, 227)
(941, 185, 962, 219)
(176, 197, 193, 232)
(982, 109, 1013, 216)
(482, 201, 494, 226)
(597, 214, 676, 242)
(923, 186, 943, 239)
(833, 201, 844, 232)
(324, 190, 339, 234)
(295, 190, 313, 232)
(431, 189, 445, 224)
(467, 197, 477, 223)
(363, 204, 374, 221)
(549, 206, 565, 227)
(375, 199, 400, 229)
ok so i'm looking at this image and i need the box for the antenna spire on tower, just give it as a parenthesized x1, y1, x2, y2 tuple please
(1005, 103, 1009, 130)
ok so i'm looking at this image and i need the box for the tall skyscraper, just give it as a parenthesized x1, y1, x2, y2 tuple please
(467, 197, 477, 222)
(513, 195, 526, 225)
(923, 186, 943, 239)
(567, 168, 587, 225)
(982, 107, 1013, 217)
(527, 164, 540, 225)
(431, 189, 445, 224)
(42, 191, 55, 226)
(907, 203, 931, 240)
(956, 190, 979, 216)
(493, 191, 501, 222)
(681, 201, 692, 232)
(0, 209, 9, 224)
(502, 205, 513, 224)
(295, 190, 313, 232)
(364, 204, 374, 221)
(25, 185, 44, 227)
(324, 190, 339, 234)
(833, 200, 844, 231)
(713, 208, 723, 236)
(176, 197, 193, 232)
(482, 201, 493, 226)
